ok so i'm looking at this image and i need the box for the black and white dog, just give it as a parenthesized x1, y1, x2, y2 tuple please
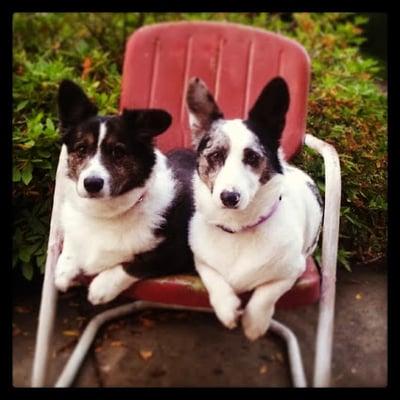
(186, 76, 323, 341)
(55, 80, 195, 305)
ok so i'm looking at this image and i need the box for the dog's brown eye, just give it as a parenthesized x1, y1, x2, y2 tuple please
(244, 149, 261, 167)
(207, 150, 224, 165)
(76, 144, 87, 157)
(112, 144, 126, 160)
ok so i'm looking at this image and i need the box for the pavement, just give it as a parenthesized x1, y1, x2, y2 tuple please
(12, 261, 387, 387)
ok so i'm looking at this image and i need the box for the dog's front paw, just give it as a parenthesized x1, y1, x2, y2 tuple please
(88, 274, 120, 305)
(211, 293, 243, 330)
(54, 257, 79, 292)
(241, 306, 274, 341)
(87, 266, 135, 305)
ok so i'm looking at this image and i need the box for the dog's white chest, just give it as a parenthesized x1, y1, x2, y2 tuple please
(190, 210, 304, 293)
(61, 202, 160, 274)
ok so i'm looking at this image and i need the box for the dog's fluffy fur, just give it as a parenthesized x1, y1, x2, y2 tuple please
(186, 76, 323, 340)
(54, 80, 195, 304)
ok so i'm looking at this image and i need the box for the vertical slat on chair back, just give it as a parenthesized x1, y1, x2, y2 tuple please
(120, 21, 310, 160)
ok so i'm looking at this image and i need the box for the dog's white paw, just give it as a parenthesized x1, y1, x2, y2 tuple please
(88, 274, 121, 305)
(54, 256, 79, 292)
(241, 306, 274, 341)
(211, 292, 243, 330)
(88, 266, 136, 305)
(55, 273, 72, 292)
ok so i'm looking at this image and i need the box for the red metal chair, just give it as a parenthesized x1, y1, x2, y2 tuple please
(31, 21, 341, 387)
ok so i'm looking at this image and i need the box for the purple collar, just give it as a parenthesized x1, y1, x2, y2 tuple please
(216, 195, 282, 234)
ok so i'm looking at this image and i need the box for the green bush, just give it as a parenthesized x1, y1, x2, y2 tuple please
(13, 13, 387, 279)
(13, 13, 125, 279)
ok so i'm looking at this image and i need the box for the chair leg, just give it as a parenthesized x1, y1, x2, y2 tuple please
(31, 147, 67, 387)
(305, 134, 341, 387)
(31, 245, 59, 387)
(55, 302, 145, 387)
(55, 301, 212, 387)
(269, 320, 307, 387)
(55, 302, 305, 388)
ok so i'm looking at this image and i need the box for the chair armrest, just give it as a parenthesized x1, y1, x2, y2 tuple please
(304, 133, 341, 387)
(31, 145, 67, 386)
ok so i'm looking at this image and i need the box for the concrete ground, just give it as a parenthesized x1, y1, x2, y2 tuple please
(12, 262, 387, 387)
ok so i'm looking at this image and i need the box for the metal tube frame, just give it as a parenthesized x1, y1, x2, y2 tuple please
(54, 302, 306, 388)
(31, 146, 66, 387)
(30, 134, 341, 387)
(304, 134, 341, 387)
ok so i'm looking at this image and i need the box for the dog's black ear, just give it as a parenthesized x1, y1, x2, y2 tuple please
(58, 80, 98, 134)
(121, 109, 172, 140)
(186, 77, 224, 147)
(247, 77, 290, 150)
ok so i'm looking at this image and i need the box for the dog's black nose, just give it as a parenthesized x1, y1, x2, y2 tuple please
(220, 190, 240, 208)
(84, 177, 104, 193)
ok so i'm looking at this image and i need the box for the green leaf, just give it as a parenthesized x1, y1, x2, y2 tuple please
(36, 254, 47, 272)
(39, 160, 52, 169)
(19, 243, 40, 263)
(22, 263, 34, 280)
(33, 112, 44, 124)
(37, 149, 51, 158)
(316, 181, 325, 193)
(16, 100, 29, 111)
(339, 256, 352, 272)
(23, 140, 35, 149)
(46, 118, 55, 132)
(21, 163, 33, 185)
(19, 247, 32, 263)
(13, 166, 21, 182)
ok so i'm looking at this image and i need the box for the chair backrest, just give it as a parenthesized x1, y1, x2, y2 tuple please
(120, 21, 310, 160)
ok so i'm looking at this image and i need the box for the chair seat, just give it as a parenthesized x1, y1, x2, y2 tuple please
(122, 256, 320, 309)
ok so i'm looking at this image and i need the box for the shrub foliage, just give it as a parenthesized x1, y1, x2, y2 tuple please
(13, 13, 387, 279)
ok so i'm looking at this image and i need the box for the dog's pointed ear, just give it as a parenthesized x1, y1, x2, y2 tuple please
(121, 109, 172, 140)
(58, 80, 98, 134)
(247, 77, 290, 150)
(186, 77, 223, 147)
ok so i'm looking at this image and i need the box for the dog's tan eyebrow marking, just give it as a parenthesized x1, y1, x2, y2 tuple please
(75, 131, 96, 145)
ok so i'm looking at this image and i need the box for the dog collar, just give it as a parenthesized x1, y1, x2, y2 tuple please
(216, 195, 282, 234)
